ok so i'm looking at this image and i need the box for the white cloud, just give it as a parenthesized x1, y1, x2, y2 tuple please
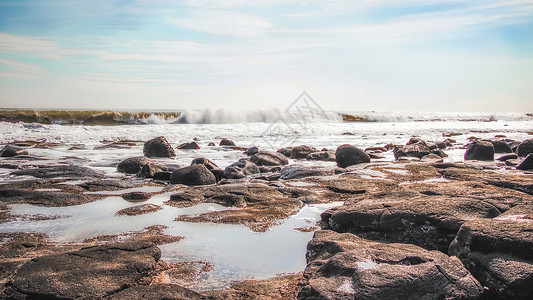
(0, 58, 50, 79)
(0, 33, 60, 59)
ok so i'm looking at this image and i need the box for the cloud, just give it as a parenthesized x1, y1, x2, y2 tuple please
(0, 33, 60, 59)
(0, 58, 50, 79)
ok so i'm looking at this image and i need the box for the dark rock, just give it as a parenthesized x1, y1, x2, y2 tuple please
(116, 204, 162, 216)
(245, 146, 259, 156)
(170, 164, 216, 186)
(6, 242, 160, 299)
(223, 159, 260, 179)
(517, 139, 533, 157)
(277, 147, 293, 157)
(517, 154, 533, 170)
(108, 284, 206, 300)
(280, 166, 334, 180)
(78, 179, 135, 192)
(335, 144, 370, 168)
(0, 145, 29, 157)
(219, 138, 236, 146)
(153, 171, 172, 181)
(290, 145, 318, 159)
(250, 151, 289, 166)
(404, 143, 431, 158)
(449, 213, 533, 300)
(0, 232, 48, 259)
(258, 165, 282, 173)
(121, 191, 151, 201)
(497, 153, 518, 161)
(117, 157, 155, 174)
(143, 136, 175, 158)
(491, 139, 513, 153)
(10, 165, 105, 179)
(299, 230, 482, 300)
(431, 148, 447, 158)
(421, 153, 444, 163)
(407, 137, 426, 145)
(136, 161, 168, 178)
(306, 151, 336, 161)
(207, 142, 215, 146)
(177, 141, 200, 150)
(464, 140, 494, 161)
(325, 196, 500, 252)
(191, 157, 224, 180)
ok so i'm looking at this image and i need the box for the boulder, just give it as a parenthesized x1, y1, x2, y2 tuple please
(407, 137, 426, 145)
(170, 164, 216, 186)
(5, 242, 160, 299)
(191, 157, 224, 180)
(250, 151, 289, 166)
(219, 138, 236, 146)
(491, 140, 513, 153)
(306, 151, 336, 161)
(143, 136, 175, 158)
(464, 140, 494, 161)
(449, 211, 533, 300)
(136, 161, 168, 178)
(223, 159, 260, 179)
(517, 139, 533, 157)
(290, 145, 318, 159)
(117, 157, 155, 174)
(517, 153, 533, 170)
(280, 166, 334, 180)
(335, 144, 370, 168)
(177, 141, 200, 150)
(277, 147, 293, 157)
(299, 230, 482, 300)
(245, 146, 259, 156)
(0, 145, 29, 157)
(153, 171, 172, 181)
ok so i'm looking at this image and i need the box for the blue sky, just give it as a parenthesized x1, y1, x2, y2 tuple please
(0, 0, 532, 111)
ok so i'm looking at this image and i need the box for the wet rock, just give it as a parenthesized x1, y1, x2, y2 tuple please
(207, 142, 215, 146)
(299, 230, 482, 300)
(421, 153, 444, 163)
(290, 145, 318, 159)
(335, 144, 370, 168)
(109, 284, 206, 300)
(245, 146, 259, 156)
(137, 161, 168, 178)
(0, 188, 102, 206)
(258, 165, 282, 173)
(191, 157, 224, 180)
(121, 191, 151, 201)
(306, 151, 336, 161)
(280, 166, 334, 180)
(517, 153, 533, 170)
(10, 165, 105, 179)
(223, 159, 260, 179)
(325, 196, 500, 252)
(5, 242, 160, 299)
(465, 140, 495, 161)
(277, 147, 293, 158)
(116, 204, 162, 216)
(517, 139, 533, 157)
(117, 157, 155, 174)
(0, 232, 48, 259)
(250, 151, 289, 166)
(0, 145, 29, 157)
(170, 164, 216, 186)
(143, 136, 176, 158)
(497, 153, 518, 161)
(177, 141, 200, 150)
(394, 143, 431, 160)
(449, 213, 533, 299)
(78, 179, 135, 192)
(219, 138, 236, 146)
(407, 137, 426, 145)
(491, 139, 513, 153)
(206, 274, 304, 299)
(153, 171, 172, 181)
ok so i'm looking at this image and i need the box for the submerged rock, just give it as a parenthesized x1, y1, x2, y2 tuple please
(170, 164, 216, 186)
(143, 136, 176, 158)
(335, 144, 370, 168)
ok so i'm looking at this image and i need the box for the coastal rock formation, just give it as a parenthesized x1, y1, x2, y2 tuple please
(250, 151, 289, 166)
(517, 153, 533, 170)
(170, 164, 216, 186)
(121, 191, 151, 201)
(10, 165, 105, 179)
(191, 157, 224, 180)
(290, 145, 318, 159)
(0, 145, 29, 157)
(143, 136, 176, 158)
(335, 144, 370, 167)
(299, 230, 482, 299)
(109, 284, 206, 300)
(306, 151, 336, 161)
(223, 159, 260, 179)
(219, 138, 236, 146)
(517, 139, 533, 157)
(464, 140, 495, 161)
(245, 146, 259, 156)
(116, 204, 162, 216)
(280, 166, 334, 180)
(117, 156, 158, 174)
(137, 161, 168, 178)
(491, 139, 513, 153)
(177, 141, 200, 150)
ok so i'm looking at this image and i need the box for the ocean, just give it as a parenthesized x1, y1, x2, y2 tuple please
(1, 109, 532, 290)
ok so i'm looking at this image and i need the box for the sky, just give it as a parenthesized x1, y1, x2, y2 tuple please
(0, 0, 532, 112)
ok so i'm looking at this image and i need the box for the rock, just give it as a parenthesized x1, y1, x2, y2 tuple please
(407, 137, 426, 145)
(6, 242, 160, 299)
(223, 159, 260, 179)
(277, 147, 293, 157)
(325, 196, 500, 252)
(219, 138, 236, 146)
(421, 153, 444, 163)
(250, 151, 289, 166)
(170, 164, 216, 186)
(497, 153, 518, 161)
(11, 165, 105, 179)
(299, 230, 482, 300)
(177, 141, 200, 150)
(395, 143, 431, 159)
(121, 191, 151, 201)
(108, 284, 206, 300)
(258, 165, 282, 173)
(306, 151, 336, 161)
(0, 145, 29, 157)
(464, 140, 494, 161)
(116, 204, 162, 216)
(290, 145, 318, 159)
(491, 139, 513, 153)
(153, 171, 172, 181)
(143, 136, 176, 158)
(517, 139, 533, 157)
(191, 157, 224, 180)
(117, 157, 155, 174)
(449, 213, 533, 299)
(517, 153, 533, 170)
(245, 146, 259, 156)
(280, 166, 334, 180)
(335, 144, 370, 168)
(78, 179, 135, 192)
(207, 142, 215, 146)
(136, 161, 168, 178)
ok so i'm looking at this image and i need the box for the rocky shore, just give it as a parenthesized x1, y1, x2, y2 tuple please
(1, 134, 532, 299)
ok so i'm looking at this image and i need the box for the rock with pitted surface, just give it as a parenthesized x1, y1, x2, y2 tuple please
(250, 151, 289, 166)
(223, 159, 260, 179)
(299, 230, 482, 300)
(517, 139, 533, 157)
(0, 145, 29, 157)
(464, 140, 494, 161)
(290, 145, 318, 159)
(170, 164, 216, 186)
(121, 191, 151, 202)
(143, 136, 175, 158)
(335, 144, 370, 167)
(4, 242, 160, 299)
